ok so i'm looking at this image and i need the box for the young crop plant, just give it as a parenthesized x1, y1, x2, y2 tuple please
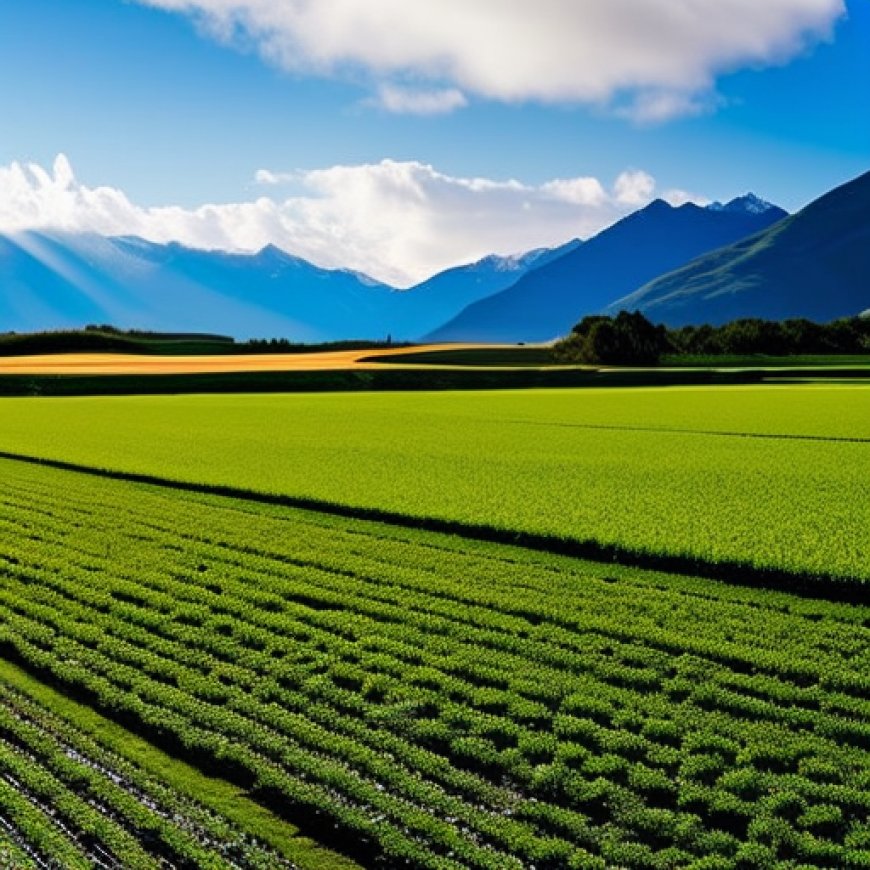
(0, 677, 311, 868)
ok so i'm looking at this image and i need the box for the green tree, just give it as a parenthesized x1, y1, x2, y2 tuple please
(554, 311, 668, 365)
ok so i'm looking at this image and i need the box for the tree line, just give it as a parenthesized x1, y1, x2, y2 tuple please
(554, 311, 870, 365)
(0, 326, 406, 357)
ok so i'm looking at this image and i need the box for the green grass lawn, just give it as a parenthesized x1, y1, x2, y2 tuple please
(0, 384, 867, 583)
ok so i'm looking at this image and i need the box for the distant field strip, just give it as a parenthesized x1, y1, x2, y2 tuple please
(0, 385, 867, 583)
(0, 459, 869, 868)
(0, 344, 496, 376)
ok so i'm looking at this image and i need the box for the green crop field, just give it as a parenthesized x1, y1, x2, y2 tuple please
(0, 458, 868, 868)
(0, 382, 868, 867)
(0, 668, 310, 869)
(0, 385, 867, 583)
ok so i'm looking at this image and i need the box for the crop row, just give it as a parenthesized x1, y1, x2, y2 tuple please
(0, 827, 37, 869)
(0, 459, 868, 868)
(0, 680, 293, 869)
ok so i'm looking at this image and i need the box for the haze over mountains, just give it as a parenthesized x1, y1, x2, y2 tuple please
(0, 232, 368, 342)
(0, 232, 548, 342)
(1, 172, 867, 342)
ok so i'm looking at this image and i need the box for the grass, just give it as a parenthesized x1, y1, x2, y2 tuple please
(3, 361, 870, 398)
(0, 366, 762, 397)
(0, 457, 867, 868)
(369, 347, 870, 371)
(0, 381, 867, 866)
(0, 385, 867, 584)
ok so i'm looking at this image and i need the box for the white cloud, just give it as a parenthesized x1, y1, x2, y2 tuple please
(135, 0, 844, 119)
(662, 188, 710, 208)
(374, 84, 468, 115)
(254, 168, 297, 185)
(614, 169, 657, 206)
(541, 177, 608, 207)
(0, 154, 705, 286)
(614, 90, 720, 125)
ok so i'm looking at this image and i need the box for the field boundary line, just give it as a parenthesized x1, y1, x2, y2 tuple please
(4, 365, 870, 397)
(0, 448, 865, 603)
(495, 419, 870, 444)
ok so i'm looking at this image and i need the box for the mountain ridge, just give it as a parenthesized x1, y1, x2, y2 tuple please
(426, 195, 788, 343)
(0, 229, 566, 340)
(608, 170, 870, 325)
(707, 193, 779, 216)
(9, 180, 862, 344)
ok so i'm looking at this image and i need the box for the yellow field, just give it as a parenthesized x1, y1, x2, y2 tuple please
(0, 343, 488, 375)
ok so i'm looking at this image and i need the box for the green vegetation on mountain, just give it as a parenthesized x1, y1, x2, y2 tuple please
(612, 170, 870, 325)
(429, 197, 787, 343)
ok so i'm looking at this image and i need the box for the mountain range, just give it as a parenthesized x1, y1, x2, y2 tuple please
(607, 170, 870, 325)
(1, 171, 867, 342)
(0, 231, 566, 342)
(428, 196, 788, 342)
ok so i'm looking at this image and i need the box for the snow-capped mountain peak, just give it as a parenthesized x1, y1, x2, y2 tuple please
(707, 193, 781, 216)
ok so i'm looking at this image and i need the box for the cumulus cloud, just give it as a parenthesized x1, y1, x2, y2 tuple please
(540, 177, 608, 207)
(0, 154, 704, 286)
(135, 0, 844, 119)
(614, 170, 657, 206)
(662, 188, 710, 208)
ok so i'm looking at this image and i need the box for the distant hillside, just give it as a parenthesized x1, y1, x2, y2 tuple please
(427, 196, 787, 343)
(392, 240, 580, 336)
(0, 232, 398, 341)
(0, 231, 565, 341)
(609, 170, 870, 325)
(0, 326, 404, 357)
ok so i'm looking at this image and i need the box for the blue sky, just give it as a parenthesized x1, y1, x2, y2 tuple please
(0, 0, 866, 283)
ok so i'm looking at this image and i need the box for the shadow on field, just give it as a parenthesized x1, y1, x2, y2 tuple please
(2, 366, 869, 396)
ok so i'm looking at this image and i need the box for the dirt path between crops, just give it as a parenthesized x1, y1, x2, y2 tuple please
(0, 344, 491, 375)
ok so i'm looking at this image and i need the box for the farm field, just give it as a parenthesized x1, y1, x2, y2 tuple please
(0, 456, 869, 868)
(660, 354, 870, 369)
(361, 346, 870, 370)
(0, 385, 867, 583)
(0, 674, 307, 870)
(0, 343, 490, 376)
